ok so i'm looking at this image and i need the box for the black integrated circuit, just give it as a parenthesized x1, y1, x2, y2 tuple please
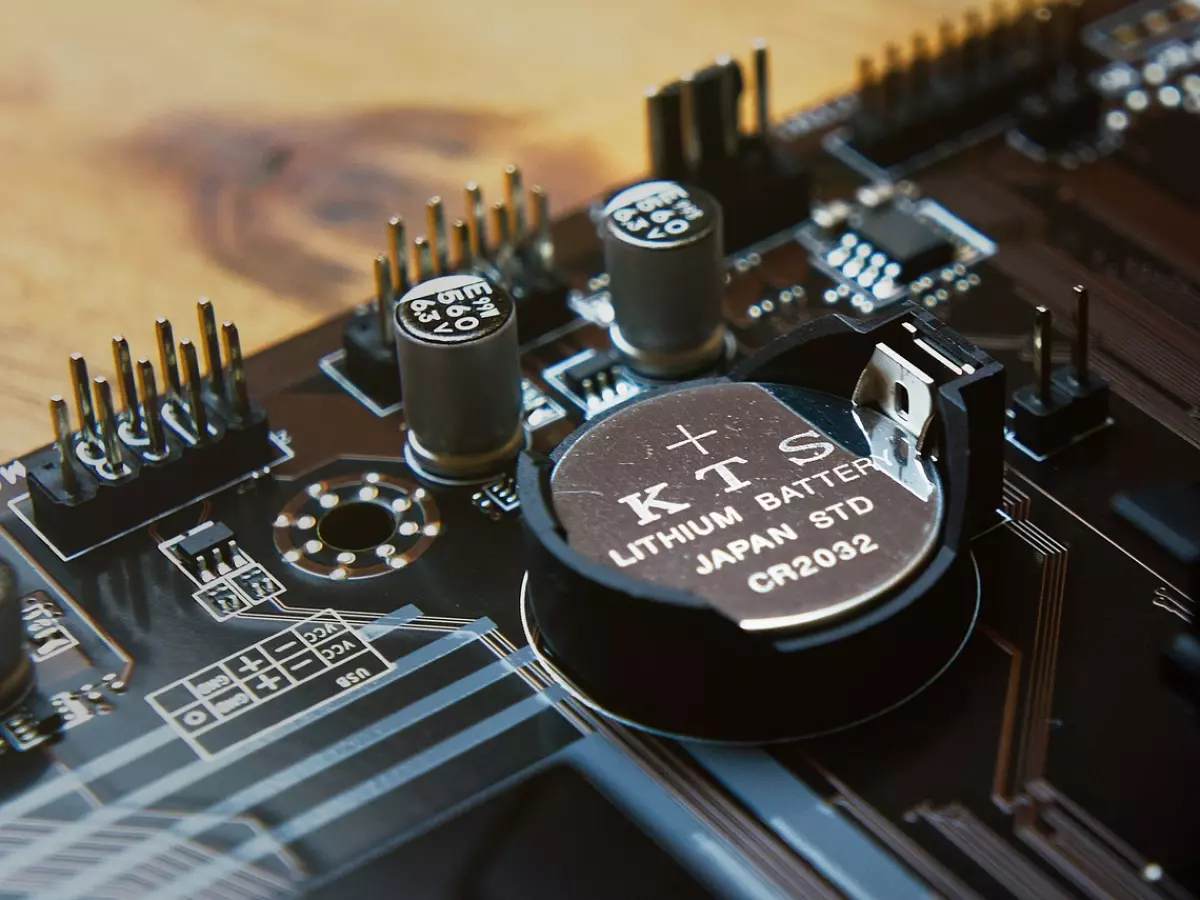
(849, 206, 958, 282)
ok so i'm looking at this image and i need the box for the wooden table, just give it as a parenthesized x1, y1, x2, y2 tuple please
(0, 0, 970, 457)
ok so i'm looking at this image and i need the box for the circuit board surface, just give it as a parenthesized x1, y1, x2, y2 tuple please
(1, 1, 1199, 898)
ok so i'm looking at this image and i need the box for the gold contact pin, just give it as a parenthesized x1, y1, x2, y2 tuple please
(491, 200, 511, 250)
(465, 182, 486, 259)
(111, 335, 142, 435)
(1033, 305, 1053, 406)
(155, 318, 182, 399)
(529, 185, 548, 234)
(92, 376, 125, 473)
(136, 358, 166, 458)
(426, 197, 448, 276)
(491, 200, 514, 272)
(179, 338, 209, 443)
(387, 216, 410, 297)
(504, 165, 526, 242)
(411, 236, 432, 284)
(373, 254, 394, 342)
(1072, 285, 1089, 386)
(452, 219, 470, 270)
(196, 298, 225, 399)
(221, 321, 251, 420)
(530, 185, 554, 270)
(68, 352, 98, 440)
(49, 395, 79, 495)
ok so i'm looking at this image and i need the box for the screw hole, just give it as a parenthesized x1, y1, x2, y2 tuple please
(317, 501, 398, 552)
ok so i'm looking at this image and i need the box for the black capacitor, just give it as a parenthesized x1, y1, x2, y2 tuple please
(0, 562, 33, 713)
(394, 274, 524, 479)
(602, 181, 727, 378)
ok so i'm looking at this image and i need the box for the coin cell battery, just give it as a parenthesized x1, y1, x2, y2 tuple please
(519, 306, 1002, 741)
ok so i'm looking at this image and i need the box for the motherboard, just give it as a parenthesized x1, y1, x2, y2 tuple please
(1, 1, 1198, 897)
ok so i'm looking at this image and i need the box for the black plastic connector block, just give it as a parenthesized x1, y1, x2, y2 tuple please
(651, 129, 811, 252)
(851, 72, 1047, 168)
(847, 3, 1084, 169)
(702, 140, 813, 252)
(342, 314, 400, 409)
(646, 55, 812, 252)
(1010, 367, 1110, 457)
(24, 401, 276, 557)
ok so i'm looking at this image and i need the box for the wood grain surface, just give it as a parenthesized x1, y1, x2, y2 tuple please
(0, 0, 971, 457)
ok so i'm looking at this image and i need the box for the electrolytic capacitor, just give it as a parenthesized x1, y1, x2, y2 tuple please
(393, 274, 524, 479)
(602, 180, 727, 377)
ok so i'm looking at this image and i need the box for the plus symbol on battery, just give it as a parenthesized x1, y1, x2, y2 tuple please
(665, 425, 717, 455)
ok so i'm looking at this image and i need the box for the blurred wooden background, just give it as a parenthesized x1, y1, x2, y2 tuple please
(0, 0, 971, 457)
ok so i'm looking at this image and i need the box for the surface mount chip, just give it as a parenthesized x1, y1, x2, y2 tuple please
(852, 206, 957, 281)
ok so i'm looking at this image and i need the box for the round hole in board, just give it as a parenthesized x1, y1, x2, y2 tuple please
(316, 501, 397, 552)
